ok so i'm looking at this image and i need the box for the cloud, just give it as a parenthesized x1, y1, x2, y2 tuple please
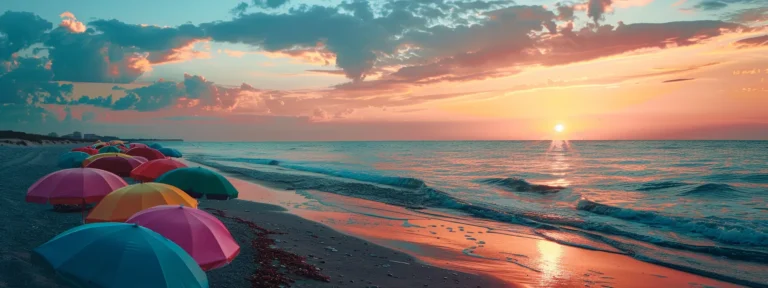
(0, 57, 73, 105)
(44, 19, 209, 83)
(81, 111, 96, 122)
(723, 7, 768, 23)
(59, 11, 86, 33)
(588, 0, 613, 24)
(0, 11, 52, 61)
(662, 78, 695, 83)
(733, 34, 768, 48)
(693, 0, 728, 10)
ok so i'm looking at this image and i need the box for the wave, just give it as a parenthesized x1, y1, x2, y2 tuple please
(678, 183, 744, 197)
(576, 199, 768, 248)
(476, 177, 564, 193)
(635, 181, 691, 191)
(706, 173, 768, 184)
(220, 157, 426, 189)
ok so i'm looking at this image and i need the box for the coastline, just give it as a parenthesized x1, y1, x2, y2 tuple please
(182, 159, 754, 288)
(0, 145, 505, 288)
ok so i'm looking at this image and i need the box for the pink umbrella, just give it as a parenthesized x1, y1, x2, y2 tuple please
(27, 168, 128, 220)
(85, 156, 144, 177)
(126, 205, 240, 271)
(130, 143, 149, 149)
(126, 147, 166, 161)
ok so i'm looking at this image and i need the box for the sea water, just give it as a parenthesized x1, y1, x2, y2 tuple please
(162, 140, 768, 286)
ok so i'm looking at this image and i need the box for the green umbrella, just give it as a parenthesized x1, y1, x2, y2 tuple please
(155, 167, 238, 200)
(98, 146, 122, 154)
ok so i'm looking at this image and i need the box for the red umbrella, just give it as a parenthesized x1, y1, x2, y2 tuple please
(130, 143, 149, 149)
(126, 147, 166, 161)
(130, 159, 187, 182)
(132, 156, 149, 163)
(85, 156, 143, 177)
(72, 147, 98, 155)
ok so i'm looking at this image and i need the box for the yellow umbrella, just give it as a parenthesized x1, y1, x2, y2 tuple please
(109, 140, 125, 145)
(82, 153, 132, 166)
(86, 183, 197, 223)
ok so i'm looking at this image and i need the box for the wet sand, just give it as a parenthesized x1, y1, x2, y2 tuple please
(0, 145, 505, 288)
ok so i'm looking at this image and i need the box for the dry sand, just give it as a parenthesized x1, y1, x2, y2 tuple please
(0, 145, 505, 288)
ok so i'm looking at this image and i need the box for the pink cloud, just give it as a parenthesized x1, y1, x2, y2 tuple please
(59, 12, 86, 33)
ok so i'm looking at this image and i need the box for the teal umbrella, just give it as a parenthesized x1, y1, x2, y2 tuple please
(98, 146, 122, 154)
(34, 222, 208, 288)
(156, 167, 238, 200)
(57, 151, 90, 168)
(158, 147, 183, 158)
(149, 143, 163, 149)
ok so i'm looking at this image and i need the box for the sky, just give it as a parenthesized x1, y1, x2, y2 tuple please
(1, 0, 767, 141)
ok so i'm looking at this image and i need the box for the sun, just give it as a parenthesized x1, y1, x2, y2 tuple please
(554, 124, 565, 133)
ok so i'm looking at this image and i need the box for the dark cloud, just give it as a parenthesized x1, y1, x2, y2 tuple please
(72, 74, 257, 112)
(556, 2, 576, 21)
(587, 0, 613, 24)
(694, 1, 728, 10)
(723, 7, 768, 23)
(0, 11, 53, 61)
(662, 78, 695, 83)
(733, 34, 768, 48)
(0, 57, 72, 105)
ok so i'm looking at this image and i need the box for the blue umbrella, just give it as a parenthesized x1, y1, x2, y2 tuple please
(98, 146, 122, 154)
(157, 147, 182, 158)
(149, 143, 163, 149)
(34, 222, 209, 288)
(57, 151, 90, 168)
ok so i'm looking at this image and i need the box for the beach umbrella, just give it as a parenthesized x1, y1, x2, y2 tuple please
(92, 142, 107, 149)
(127, 205, 240, 271)
(71, 146, 98, 155)
(156, 167, 238, 200)
(149, 143, 163, 149)
(130, 143, 149, 149)
(133, 156, 149, 163)
(130, 159, 188, 182)
(82, 153, 133, 167)
(86, 183, 197, 223)
(157, 147, 183, 158)
(109, 140, 125, 145)
(85, 156, 144, 177)
(34, 222, 208, 288)
(57, 151, 90, 169)
(98, 146, 122, 154)
(127, 147, 166, 161)
(27, 168, 128, 221)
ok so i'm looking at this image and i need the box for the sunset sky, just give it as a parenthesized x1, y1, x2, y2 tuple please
(1, 0, 767, 140)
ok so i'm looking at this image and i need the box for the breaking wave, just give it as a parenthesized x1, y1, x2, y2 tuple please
(476, 177, 565, 193)
(678, 183, 744, 198)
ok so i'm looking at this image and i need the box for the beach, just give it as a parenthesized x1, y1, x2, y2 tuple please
(0, 145, 505, 288)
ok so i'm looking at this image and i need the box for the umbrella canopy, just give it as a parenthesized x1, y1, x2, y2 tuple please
(92, 142, 107, 149)
(127, 147, 166, 161)
(98, 146, 122, 154)
(149, 143, 163, 149)
(157, 147, 183, 158)
(109, 140, 125, 145)
(127, 205, 240, 271)
(85, 156, 144, 177)
(57, 152, 90, 169)
(34, 222, 208, 288)
(130, 159, 187, 182)
(132, 156, 149, 163)
(130, 143, 149, 149)
(71, 146, 98, 155)
(156, 167, 238, 200)
(26, 168, 127, 205)
(82, 153, 133, 167)
(86, 183, 197, 223)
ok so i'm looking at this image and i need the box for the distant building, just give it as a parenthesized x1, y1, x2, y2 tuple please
(101, 136, 119, 141)
(73, 131, 82, 139)
(48, 132, 58, 138)
(83, 134, 99, 140)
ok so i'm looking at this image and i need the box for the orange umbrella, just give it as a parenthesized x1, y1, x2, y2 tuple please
(130, 159, 188, 182)
(85, 183, 197, 223)
(81, 153, 133, 167)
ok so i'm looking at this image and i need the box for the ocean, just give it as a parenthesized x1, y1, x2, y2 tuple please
(162, 140, 768, 285)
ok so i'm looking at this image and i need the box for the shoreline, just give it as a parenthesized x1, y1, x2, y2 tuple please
(0, 145, 505, 288)
(183, 159, 754, 288)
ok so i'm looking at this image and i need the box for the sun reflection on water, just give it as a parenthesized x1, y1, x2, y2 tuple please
(537, 240, 564, 287)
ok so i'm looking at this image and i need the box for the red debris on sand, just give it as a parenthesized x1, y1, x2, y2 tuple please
(205, 208, 331, 288)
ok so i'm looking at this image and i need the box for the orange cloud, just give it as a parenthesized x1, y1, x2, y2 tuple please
(59, 11, 86, 33)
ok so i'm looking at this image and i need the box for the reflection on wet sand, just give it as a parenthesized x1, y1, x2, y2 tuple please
(223, 176, 740, 288)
